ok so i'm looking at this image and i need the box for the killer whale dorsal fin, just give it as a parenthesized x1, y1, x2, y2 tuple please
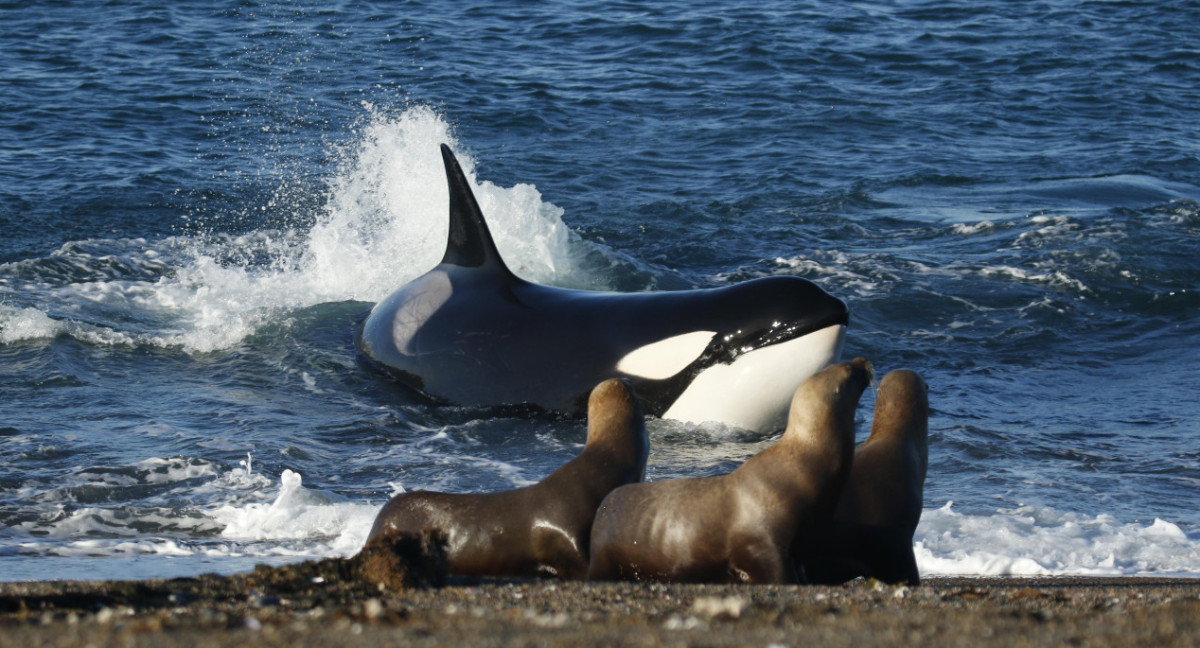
(439, 144, 513, 273)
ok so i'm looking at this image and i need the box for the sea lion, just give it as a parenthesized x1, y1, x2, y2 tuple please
(364, 378, 648, 580)
(804, 369, 929, 585)
(357, 144, 849, 433)
(586, 358, 873, 584)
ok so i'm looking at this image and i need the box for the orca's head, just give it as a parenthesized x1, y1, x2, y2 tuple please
(617, 276, 849, 433)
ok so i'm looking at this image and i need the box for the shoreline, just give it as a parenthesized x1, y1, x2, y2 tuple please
(3, 565, 1199, 647)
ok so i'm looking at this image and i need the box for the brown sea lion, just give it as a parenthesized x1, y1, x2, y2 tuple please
(363, 378, 648, 580)
(804, 369, 929, 585)
(586, 358, 873, 584)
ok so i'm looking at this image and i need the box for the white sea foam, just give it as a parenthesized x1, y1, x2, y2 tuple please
(33, 538, 195, 558)
(915, 502, 1200, 577)
(0, 305, 64, 343)
(950, 220, 995, 235)
(209, 469, 378, 558)
(2, 106, 598, 353)
(8, 470, 1200, 581)
(25, 506, 223, 538)
(768, 253, 885, 297)
(976, 265, 1090, 293)
(132, 457, 220, 485)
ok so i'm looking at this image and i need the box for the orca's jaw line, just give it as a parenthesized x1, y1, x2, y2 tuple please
(662, 324, 846, 433)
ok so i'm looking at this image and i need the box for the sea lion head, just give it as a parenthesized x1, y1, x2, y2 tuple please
(784, 357, 874, 445)
(584, 378, 650, 480)
(873, 370, 928, 436)
(869, 369, 930, 477)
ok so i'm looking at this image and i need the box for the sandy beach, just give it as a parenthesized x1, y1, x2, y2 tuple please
(2, 552, 1198, 648)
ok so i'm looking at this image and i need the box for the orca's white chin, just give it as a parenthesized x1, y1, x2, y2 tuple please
(662, 324, 847, 433)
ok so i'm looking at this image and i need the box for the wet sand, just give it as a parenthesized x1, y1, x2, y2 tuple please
(2, 554, 1199, 648)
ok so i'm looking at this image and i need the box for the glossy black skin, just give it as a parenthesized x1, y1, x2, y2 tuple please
(356, 144, 848, 417)
(803, 369, 929, 585)
(365, 379, 649, 580)
(586, 359, 873, 584)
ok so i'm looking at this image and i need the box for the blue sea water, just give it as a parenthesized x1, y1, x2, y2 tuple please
(2, 0, 1199, 582)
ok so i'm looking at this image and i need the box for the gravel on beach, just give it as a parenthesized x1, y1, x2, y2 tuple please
(2, 553, 1199, 648)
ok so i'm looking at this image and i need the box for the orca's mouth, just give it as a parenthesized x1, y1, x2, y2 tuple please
(702, 307, 849, 367)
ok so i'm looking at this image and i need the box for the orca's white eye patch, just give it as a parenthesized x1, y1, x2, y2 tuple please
(617, 331, 716, 380)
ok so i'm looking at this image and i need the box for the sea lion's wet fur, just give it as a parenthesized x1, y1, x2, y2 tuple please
(804, 369, 929, 585)
(587, 359, 873, 584)
(366, 379, 648, 580)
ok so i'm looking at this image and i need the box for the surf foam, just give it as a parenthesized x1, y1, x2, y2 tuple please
(7, 460, 1200, 581)
(209, 468, 378, 558)
(0, 305, 64, 343)
(915, 501, 1200, 577)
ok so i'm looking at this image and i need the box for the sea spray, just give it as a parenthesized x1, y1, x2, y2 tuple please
(306, 104, 588, 297)
(0, 107, 599, 354)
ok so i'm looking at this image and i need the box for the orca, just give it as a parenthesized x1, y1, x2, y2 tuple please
(356, 145, 848, 433)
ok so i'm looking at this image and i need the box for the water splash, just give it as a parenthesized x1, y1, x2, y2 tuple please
(0, 106, 599, 353)
(210, 468, 376, 557)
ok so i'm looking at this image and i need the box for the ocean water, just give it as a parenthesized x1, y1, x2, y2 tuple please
(2, 1, 1199, 582)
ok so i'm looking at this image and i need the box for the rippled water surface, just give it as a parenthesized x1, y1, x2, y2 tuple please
(2, 1, 1199, 581)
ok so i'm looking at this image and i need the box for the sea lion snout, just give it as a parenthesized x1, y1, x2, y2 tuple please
(848, 356, 874, 385)
(588, 378, 637, 413)
(585, 378, 646, 443)
(785, 357, 874, 436)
